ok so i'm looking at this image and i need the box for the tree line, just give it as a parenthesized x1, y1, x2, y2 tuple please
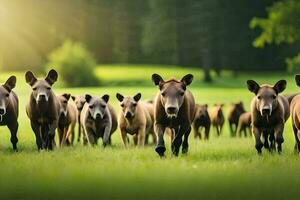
(1, 0, 299, 81)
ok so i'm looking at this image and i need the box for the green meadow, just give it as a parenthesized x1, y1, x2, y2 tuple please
(0, 65, 299, 200)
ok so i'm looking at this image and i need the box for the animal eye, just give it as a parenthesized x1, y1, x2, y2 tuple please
(257, 96, 261, 100)
(121, 104, 124, 107)
(101, 105, 106, 108)
(133, 103, 137, 107)
(63, 100, 67, 103)
(47, 87, 51, 90)
(89, 105, 94, 109)
(6, 94, 9, 97)
(272, 95, 276, 99)
(33, 87, 37, 91)
(161, 92, 166, 97)
(180, 92, 184, 96)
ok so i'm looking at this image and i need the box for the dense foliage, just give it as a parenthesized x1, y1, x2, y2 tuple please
(1, 0, 299, 79)
(47, 40, 99, 87)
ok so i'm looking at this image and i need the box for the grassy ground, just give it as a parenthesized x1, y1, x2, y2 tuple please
(0, 65, 300, 200)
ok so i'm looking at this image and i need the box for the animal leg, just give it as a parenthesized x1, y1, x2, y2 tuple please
(253, 126, 263, 155)
(137, 127, 146, 148)
(182, 126, 191, 154)
(155, 123, 166, 157)
(8, 122, 18, 151)
(31, 122, 42, 150)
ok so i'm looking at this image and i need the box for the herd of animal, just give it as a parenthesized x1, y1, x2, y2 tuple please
(1, 69, 300, 157)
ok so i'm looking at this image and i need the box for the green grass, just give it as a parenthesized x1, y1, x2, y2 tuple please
(0, 65, 300, 200)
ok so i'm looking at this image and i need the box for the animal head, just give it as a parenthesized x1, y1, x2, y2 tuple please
(0, 76, 16, 117)
(25, 69, 58, 103)
(116, 93, 141, 119)
(295, 75, 300, 88)
(195, 104, 208, 117)
(247, 79, 286, 117)
(57, 93, 71, 118)
(85, 94, 109, 120)
(71, 95, 86, 111)
(214, 103, 224, 116)
(232, 101, 245, 114)
(152, 73, 193, 118)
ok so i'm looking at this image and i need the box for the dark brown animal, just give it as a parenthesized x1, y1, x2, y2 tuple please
(71, 95, 86, 142)
(152, 73, 195, 157)
(247, 80, 289, 154)
(116, 93, 156, 148)
(227, 102, 245, 136)
(80, 94, 117, 146)
(193, 104, 210, 140)
(0, 76, 18, 151)
(237, 112, 251, 137)
(209, 104, 224, 136)
(25, 69, 60, 150)
(57, 93, 77, 147)
(290, 75, 300, 153)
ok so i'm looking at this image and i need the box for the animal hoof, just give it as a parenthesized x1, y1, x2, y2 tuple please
(155, 145, 166, 157)
(13, 148, 18, 153)
(182, 148, 188, 154)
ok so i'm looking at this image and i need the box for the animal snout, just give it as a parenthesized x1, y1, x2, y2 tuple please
(262, 107, 271, 116)
(0, 108, 5, 115)
(125, 112, 133, 119)
(96, 113, 101, 118)
(166, 106, 178, 114)
(38, 94, 47, 102)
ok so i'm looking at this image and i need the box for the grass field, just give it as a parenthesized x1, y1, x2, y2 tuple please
(0, 65, 300, 200)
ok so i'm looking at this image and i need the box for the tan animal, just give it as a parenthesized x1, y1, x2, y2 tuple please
(57, 93, 77, 147)
(80, 94, 117, 146)
(25, 69, 60, 150)
(116, 93, 156, 148)
(209, 104, 224, 136)
(193, 104, 210, 140)
(71, 95, 86, 142)
(0, 76, 19, 151)
(237, 112, 251, 137)
(247, 80, 289, 154)
(152, 73, 195, 157)
(290, 75, 300, 153)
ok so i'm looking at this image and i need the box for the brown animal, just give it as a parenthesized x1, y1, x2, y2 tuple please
(152, 73, 195, 157)
(290, 75, 300, 153)
(227, 102, 245, 136)
(25, 69, 60, 150)
(193, 104, 210, 140)
(209, 104, 224, 136)
(80, 94, 117, 146)
(116, 93, 156, 148)
(247, 80, 289, 154)
(57, 93, 77, 147)
(237, 112, 251, 137)
(0, 76, 18, 151)
(71, 95, 86, 142)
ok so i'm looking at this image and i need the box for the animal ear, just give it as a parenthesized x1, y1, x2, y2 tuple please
(71, 95, 76, 101)
(116, 93, 124, 102)
(62, 93, 71, 101)
(295, 75, 300, 87)
(25, 71, 37, 86)
(3, 76, 16, 92)
(181, 74, 194, 86)
(45, 69, 58, 85)
(221, 104, 224, 107)
(204, 104, 208, 108)
(134, 93, 141, 102)
(273, 80, 286, 94)
(247, 80, 260, 94)
(85, 94, 92, 103)
(102, 94, 109, 103)
(152, 74, 164, 86)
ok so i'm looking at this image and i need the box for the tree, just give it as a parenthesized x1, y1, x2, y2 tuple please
(251, 0, 300, 47)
